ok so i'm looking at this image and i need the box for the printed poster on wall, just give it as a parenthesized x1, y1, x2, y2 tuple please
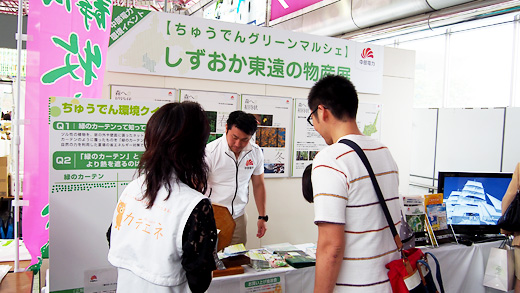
(111, 85, 178, 102)
(292, 99, 383, 177)
(291, 98, 328, 177)
(107, 6, 384, 94)
(180, 89, 239, 143)
(240, 274, 286, 293)
(241, 95, 293, 178)
(48, 97, 165, 292)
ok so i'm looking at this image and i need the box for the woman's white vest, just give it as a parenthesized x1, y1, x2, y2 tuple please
(108, 175, 206, 286)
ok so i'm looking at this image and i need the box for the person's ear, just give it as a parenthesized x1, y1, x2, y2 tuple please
(319, 105, 329, 122)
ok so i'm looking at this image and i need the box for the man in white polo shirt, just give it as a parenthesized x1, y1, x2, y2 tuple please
(205, 110, 267, 245)
(308, 75, 401, 292)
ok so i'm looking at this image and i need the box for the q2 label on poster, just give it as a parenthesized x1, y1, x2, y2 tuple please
(49, 97, 167, 292)
(242, 95, 293, 178)
(180, 89, 239, 143)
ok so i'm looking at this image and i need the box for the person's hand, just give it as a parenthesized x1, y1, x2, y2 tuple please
(257, 219, 267, 238)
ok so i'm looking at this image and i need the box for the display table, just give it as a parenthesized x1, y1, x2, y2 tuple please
(208, 240, 503, 293)
(0, 271, 33, 293)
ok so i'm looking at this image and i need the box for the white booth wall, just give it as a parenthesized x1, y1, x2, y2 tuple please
(101, 46, 416, 249)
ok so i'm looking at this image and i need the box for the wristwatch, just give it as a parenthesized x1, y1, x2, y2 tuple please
(258, 215, 269, 222)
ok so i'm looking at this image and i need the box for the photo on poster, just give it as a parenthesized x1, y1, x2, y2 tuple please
(205, 111, 218, 133)
(180, 89, 239, 140)
(253, 114, 274, 126)
(296, 151, 309, 161)
(256, 127, 286, 148)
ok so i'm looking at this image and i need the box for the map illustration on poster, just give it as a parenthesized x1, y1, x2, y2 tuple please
(241, 95, 293, 178)
(180, 89, 239, 143)
(357, 103, 382, 141)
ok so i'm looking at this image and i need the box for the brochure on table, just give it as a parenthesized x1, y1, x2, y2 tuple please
(291, 99, 383, 177)
(241, 95, 293, 178)
(110, 85, 178, 102)
(49, 97, 167, 292)
(179, 89, 239, 143)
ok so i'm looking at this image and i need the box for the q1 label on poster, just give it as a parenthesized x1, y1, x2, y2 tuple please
(180, 89, 239, 143)
(241, 95, 293, 178)
(48, 97, 167, 292)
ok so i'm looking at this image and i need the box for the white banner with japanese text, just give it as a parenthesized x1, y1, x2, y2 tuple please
(49, 97, 166, 292)
(107, 7, 384, 94)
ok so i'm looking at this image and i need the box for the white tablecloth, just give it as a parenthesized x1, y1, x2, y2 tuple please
(208, 240, 508, 293)
(423, 240, 509, 293)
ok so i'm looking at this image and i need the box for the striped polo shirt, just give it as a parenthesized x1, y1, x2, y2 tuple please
(312, 134, 401, 292)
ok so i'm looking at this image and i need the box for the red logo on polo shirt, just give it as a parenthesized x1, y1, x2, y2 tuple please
(246, 159, 254, 166)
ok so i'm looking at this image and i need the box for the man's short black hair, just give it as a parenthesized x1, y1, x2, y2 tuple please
(226, 110, 258, 135)
(308, 75, 358, 121)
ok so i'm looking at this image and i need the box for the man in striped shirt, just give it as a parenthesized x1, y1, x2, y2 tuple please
(308, 75, 401, 292)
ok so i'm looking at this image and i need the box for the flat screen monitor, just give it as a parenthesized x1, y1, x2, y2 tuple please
(437, 171, 512, 236)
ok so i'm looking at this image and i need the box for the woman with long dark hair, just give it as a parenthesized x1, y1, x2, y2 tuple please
(108, 101, 217, 292)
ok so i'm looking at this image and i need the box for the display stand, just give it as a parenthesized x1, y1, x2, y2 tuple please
(425, 217, 457, 247)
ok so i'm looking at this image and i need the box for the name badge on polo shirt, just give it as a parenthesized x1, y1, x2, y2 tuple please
(244, 158, 255, 170)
